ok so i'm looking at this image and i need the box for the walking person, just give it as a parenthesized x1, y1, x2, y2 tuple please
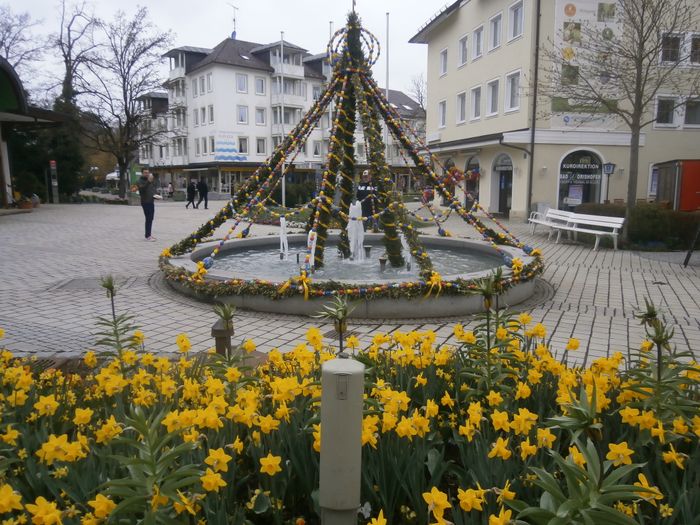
(137, 168, 160, 241)
(167, 182, 174, 199)
(185, 180, 197, 209)
(196, 178, 209, 209)
(356, 169, 377, 231)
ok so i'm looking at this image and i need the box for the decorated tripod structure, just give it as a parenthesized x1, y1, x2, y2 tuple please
(160, 11, 544, 303)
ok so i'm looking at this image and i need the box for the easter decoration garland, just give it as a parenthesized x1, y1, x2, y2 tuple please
(159, 11, 544, 302)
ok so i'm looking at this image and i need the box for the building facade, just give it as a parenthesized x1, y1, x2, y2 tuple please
(411, 0, 700, 219)
(138, 35, 425, 199)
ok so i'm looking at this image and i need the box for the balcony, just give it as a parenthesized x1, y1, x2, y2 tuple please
(168, 66, 185, 81)
(271, 93, 306, 107)
(270, 59, 305, 79)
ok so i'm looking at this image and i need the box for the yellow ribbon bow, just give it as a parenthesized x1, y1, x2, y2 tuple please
(425, 271, 443, 298)
(278, 271, 312, 300)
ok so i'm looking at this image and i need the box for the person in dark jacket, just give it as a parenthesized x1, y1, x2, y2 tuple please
(356, 170, 377, 231)
(196, 178, 209, 209)
(186, 181, 197, 209)
(136, 169, 158, 241)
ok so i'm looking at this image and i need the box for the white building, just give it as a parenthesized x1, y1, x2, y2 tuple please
(138, 34, 425, 198)
(410, 0, 700, 219)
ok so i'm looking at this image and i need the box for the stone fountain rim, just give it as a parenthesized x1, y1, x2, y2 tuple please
(173, 233, 533, 285)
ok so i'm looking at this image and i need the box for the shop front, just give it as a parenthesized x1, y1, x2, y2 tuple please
(558, 150, 603, 210)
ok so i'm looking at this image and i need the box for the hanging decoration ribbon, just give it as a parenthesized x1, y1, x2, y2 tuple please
(424, 271, 443, 298)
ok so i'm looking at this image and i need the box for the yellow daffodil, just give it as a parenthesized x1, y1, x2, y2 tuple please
(88, 494, 116, 519)
(200, 468, 227, 492)
(488, 437, 512, 460)
(205, 448, 232, 473)
(662, 444, 685, 469)
(520, 438, 538, 460)
(26, 496, 62, 525)
(488, 506, 513, 525)
(606, 441, 634, 466)
(422, 487, 450, 524)
(633, 473, 664, 506)
(490, 410, 510, 432)
(0, 483, 23, 513)
(458, 486, 486, 512)
(259, 453, 282, 476)
(368, 509, 387, 525)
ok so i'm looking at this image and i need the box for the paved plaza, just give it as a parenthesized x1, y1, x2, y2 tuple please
(1, 200, 699, 366)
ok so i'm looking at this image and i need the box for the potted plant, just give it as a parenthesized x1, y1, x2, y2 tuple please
(17, 196, 33, 210)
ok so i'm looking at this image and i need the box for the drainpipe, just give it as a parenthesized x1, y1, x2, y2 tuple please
(526, 0, 542, 217)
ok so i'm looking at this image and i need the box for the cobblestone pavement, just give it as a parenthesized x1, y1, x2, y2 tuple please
(1, 201, 698, 366)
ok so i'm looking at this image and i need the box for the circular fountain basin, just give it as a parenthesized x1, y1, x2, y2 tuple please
(167, 234, 536, 318)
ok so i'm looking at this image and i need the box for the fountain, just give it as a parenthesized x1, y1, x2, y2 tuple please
(160, 10, 544, 318)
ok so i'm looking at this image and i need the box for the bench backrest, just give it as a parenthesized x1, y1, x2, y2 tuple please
(568, 213, 625, 230)
(545, 209, 574, 222)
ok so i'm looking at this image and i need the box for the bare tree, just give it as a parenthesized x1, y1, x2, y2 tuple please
(78, 7, 172, 198)
(541, 0, 700, 238)
(0, 4, 46, 74)
(54, 0, 98, 106)
(408, 72, 427, 112)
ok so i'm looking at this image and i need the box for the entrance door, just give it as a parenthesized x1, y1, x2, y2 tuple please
(499, 171, 513, 216)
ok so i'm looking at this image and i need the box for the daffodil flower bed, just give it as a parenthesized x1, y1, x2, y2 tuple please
(0, 309, 698, 525)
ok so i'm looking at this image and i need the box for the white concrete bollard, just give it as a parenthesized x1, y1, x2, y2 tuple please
(319, 357, 365, 525)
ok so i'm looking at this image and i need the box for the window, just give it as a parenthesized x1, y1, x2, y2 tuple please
(312, 141, 321, 157)
(457, 92, 467, 123)
(272, 136, 282, 149)
(238, 136, 248, 154)
(210, 136, 215, 153)
(202, 137, 208, 154)
(655, 98, 676, 125)
(208, 105, 214, 123)
(237, 105, 248, 124)
(458, 36, 468, 66)
(255, 77, 266, 95)
(206, 73, 213, 92)
(192, 79, 198, 97)
(439, 49, 448, 76)
(685, 98, 700, 126)
(438, 100, 447, 128)
(237, 73, 248, 93)
(195, 138, 200, 155)
(661, 34, 681, 62)
(489, 14, 502, 51)
(200, 107, 206, 125)
(473, 26, 483, 59)
(487, 80, 499, 114)
(199, 76, 205, 94)
(255, 107, 266, 125)
(471, 87, 482, 119)
(691, 36, 700, 64)
(505, 71, 520, 111)
(256, 137, 266, 154)
(313, 85, 322, 100)
(509, 1, 523, 40)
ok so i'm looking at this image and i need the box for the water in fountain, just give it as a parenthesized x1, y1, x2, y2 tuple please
(213, 241, 503, 283)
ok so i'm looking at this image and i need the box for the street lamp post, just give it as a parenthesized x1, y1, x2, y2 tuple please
(603, 162, 616, 203)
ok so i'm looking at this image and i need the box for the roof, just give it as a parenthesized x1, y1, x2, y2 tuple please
(0, 56, 28, 114)
(137, 91, 168, 100)
(250, 40, 307, 54)
(162, 46, 212, 58)
(302, 52, 328, 63)
(189, 38, 274, 74)
(385, 89, 425, 119)
(409, 1, 462, 44)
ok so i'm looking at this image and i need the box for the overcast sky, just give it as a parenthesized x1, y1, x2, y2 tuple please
(18, 0, 439, 99)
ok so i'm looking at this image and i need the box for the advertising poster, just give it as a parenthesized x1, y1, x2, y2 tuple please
(552, 0, 621, 129)
(214, 131, 248, 162)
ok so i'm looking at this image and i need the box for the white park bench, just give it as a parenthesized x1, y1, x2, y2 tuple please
(528, 208, 625, 250)
(528, 208, 574, 238)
